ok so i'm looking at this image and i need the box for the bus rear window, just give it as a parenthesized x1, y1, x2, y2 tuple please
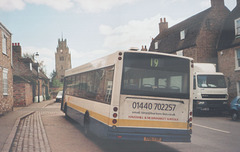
(121, 53, 190, 99)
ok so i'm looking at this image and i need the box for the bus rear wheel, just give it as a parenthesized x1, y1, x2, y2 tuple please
(64, 103, 69, 118)
(84, 111, 90, 136)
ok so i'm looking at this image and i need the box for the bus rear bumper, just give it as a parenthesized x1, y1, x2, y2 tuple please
(106, 131, 191, 142)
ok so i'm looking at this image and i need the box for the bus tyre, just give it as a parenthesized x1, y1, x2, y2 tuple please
(84, 111, 90, 136)
(64, 103, 69, 118)
(232, 111, 238, 121)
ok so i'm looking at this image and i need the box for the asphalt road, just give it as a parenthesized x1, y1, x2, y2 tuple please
(42, 102, 240, 152)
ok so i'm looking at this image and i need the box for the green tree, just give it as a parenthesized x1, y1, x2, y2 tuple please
(50, 70, 63, 88)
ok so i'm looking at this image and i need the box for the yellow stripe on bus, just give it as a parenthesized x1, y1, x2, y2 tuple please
(68, 101, 109, 125)
(118, 119, 188, 129)
(67, 102, 188, 129)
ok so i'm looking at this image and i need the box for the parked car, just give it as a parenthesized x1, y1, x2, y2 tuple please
(56, 91, 63, 102)
(230, 96, 240, 121)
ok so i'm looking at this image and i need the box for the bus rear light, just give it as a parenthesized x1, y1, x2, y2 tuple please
(191, 60, 194, 68)
(113, 107, 118, 112)
(113, 113, 117, 118)
(117, 136, 122, 139)
(118, 57, 122, 60)
(189, 117, 192, 122)
(112, 119, 117, 124)
(189, 123, 192, 127)
(190, 111, 193, 116)
(119, 52, 122, 56)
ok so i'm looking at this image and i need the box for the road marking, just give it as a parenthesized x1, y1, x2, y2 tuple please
(193, 123, 230, 134)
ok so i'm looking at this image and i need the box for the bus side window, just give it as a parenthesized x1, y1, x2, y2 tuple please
(104, 66, 114, 104)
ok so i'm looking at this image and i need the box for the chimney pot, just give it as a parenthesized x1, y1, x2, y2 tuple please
(12, 43, 14, 46)
(18, 43, 20, 46)
(160, 18, 162, 23)
(159, 17, 168, 33)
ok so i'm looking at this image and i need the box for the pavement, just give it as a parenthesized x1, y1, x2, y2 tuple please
(0, 99, 55, 152)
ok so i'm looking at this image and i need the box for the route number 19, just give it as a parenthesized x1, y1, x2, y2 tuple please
(151, 58, 159, 67)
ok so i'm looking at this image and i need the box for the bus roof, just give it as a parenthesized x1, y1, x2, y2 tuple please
(65, 50, 193, 77)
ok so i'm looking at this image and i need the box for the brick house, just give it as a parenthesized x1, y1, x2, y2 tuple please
(149, 0, 230, 65)
(217, 0, 240, 101)
(12, 43, 49, 106)
(0, 22, 13, 115)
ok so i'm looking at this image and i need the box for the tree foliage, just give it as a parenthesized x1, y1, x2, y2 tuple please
(23, 53, 47, 75)
(50, 70, 63, 88)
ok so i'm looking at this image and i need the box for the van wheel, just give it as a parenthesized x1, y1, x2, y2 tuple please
(232, 112, 238, 121)
(84, 111, 90, 136)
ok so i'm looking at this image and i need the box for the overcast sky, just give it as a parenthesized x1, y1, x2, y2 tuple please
(0, 0, 236, 77)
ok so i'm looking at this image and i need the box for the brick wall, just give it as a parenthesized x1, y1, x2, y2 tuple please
(13, 82, 33, 107)
(218, 47, 240, 102)
(0, 24, 13, 115)
(195, 6, 229, 64)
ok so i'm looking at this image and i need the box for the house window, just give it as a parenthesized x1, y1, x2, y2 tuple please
(30, 63, 32, 71)
(235, 18, 240, 36)
(176, 50, 183, 56)
(235, 49, 240, 70)
(155, 41, 158, 50)
(3, 68, 8, 95)
(2, 33, 7, 55)
(180, 30, 185, 40)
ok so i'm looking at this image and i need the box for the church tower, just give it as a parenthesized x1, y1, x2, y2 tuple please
(55, 38, 72, 82)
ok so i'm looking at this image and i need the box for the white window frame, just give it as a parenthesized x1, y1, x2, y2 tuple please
(237, 82, 240, 96)
(176, 50, 183, 56)
(30, 63, 32, 71)
(154, 41, 158, 50)
(235, 49, 240, 70)
(180, 30, 185, 40)
(2, 32, 7, 55)
(3, 68, 8, 95)
(235, 18, 240, 36)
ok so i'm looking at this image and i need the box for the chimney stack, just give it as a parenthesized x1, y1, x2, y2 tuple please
(211, 0, 224, 8)
(12, 43, 22, 58)
(159, 17, 168, 33)
(141, 45, 148, 51)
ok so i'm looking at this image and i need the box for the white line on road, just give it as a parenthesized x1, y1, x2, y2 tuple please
(193, 123, 230, 134)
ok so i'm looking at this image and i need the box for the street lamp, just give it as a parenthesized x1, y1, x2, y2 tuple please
(34, 52, 40, 103)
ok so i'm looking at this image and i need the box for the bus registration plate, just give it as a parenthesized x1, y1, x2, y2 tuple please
(144, 137, 162, 142)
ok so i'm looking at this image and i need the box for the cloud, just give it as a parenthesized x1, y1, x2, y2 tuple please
(99, 14, 184, 51)
(200, 0, 210, 8)
(0, 0, 25, 11)
(0, 0, 139, 12)
(25, 0, 74, 11)
(22, 46, 55, 77)
(70, 48, 110, 68)
(73, 0, 139, 13)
